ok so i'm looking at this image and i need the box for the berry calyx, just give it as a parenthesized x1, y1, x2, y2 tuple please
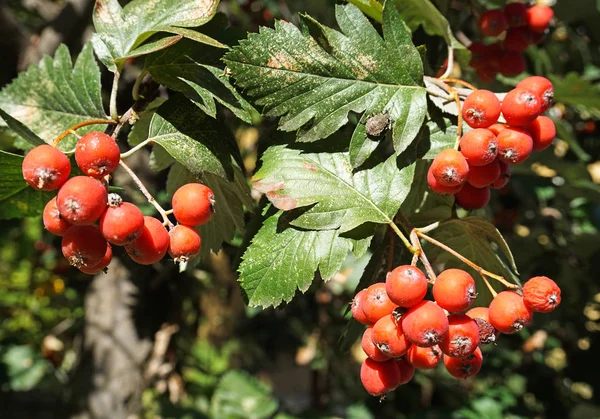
(527, 116, 556, 151)
(168, 224, 202, 262)
(401, 301, 449, 347)
(372, 314, 412, 358)
(22, 145, 71, 191)
(351, 289, 372, 325)
(99, 200, 145, 245)
(362, 283, 398, 324)
(490, 160, 511, 189)
(443, 347, 483, 379)
(172, 183, 215, 227)
(478, 9, 507, 37)
(488, 291, 533, 334)
(431, 149, 469, 187)
(462, 90, 501, 129)
(516, 76, 554, 112)
(385, 265, 428, 308)
(501, 88, 543, 127)
(61, 225, 108, 269)
(361, 327, 391, 362)
(74, 131, 120, 178)
(525, 5, 554, 33)
(125, 216, 170, 265)
(43, 197, 71, 236)
(360, 358, 402, 396)
(433, 269, 477, 312)
(427, 166, 464, 195)
(522, 276, 561, 313)
(497, 127, 534, 164)
(406, 344, 442, 370)
(455, 184, 491, 210)
(56, 176, 108, 225)
(467, 161, 501, 188)
(440, 314, 480, 358)
(79, 243, 112, 275)
(459, 128, 498, 166)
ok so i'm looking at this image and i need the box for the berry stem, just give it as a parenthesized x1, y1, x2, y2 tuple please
(479, 273, 498, 298)
(410, 253, 418, 267)
(410, 229, 437, 283)
(443, 78, 478, 91)
(389, 222, 419, 255)
(52, 119, 117, 147)
(424, 76, 463, 146)
(118, 160, 174, 229)
(415, 229, 518, 289)
(120, 138, 155, 159)
(110, 71, 121, 121)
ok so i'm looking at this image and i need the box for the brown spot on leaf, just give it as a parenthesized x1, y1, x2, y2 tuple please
(253, 181, 284, 193)
(266, 192, 297, 211)
(302, 161, 318, 171)
(266, 52, 297, 71)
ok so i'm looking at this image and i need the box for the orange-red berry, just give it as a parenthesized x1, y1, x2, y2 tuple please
(503, 27, 531, 52)
(168, 224, 202, 262)
(455, 183, 491, 210)
(362, 326, 391, 362)
(479, 9, 507, 37)
(443, 347, 483, 379)
(401, 300, 449, 347)
(467, 161, 501, 188)
(99, 198, 144, 245)
(527, 116, 556, 151)
(79, 243, 112, 275)
(362, 283, 398, 324)
(406, 344, 442, 370)
(488, 291, 533, 333)
(490, 160, 511, 189)
(499, 52, 527, 77)
(501, 88, 543, 127)
(504, 3, 527, 27)
(360, 358, 402, 396)
(462, 90, 501, 129)
(43, 197, 71, 236)
(476, 67, 497, 84)
(125, 216, 170, 265)
(57, 176, 108, 225)
(488, 124, 507, 136)
(440, 314, 480, 358)
(22, 145, 71, 191)
(522, 276, 561, 313)
(497, 127, 534, 164)
(460, 129, 498, 166)
(517, 76, 554, 112)
(465, 306, 490, 322)
(61, 225, 108, 269)
(526, 5, 554, 33)
(75, 131, 120, 178)
(427, 166, 464, 195)
(433, 269, 477, 312)
(172, 183, 215, 227)
(351, 289, 372, 325)
(396, 358, 415, 385)
(386, 265, 428, 308)
(372, 314, 412, 358)
(431, 149, 469, 187)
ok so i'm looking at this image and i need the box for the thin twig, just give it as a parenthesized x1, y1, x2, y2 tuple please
(439, 43, 454, 79)
(410, 230, 437, 283)
(444, 78, 478, 91)
(120, 138, 155, 159)
(424, 76, 463, 147)
(132, 70, 148, 101)
(52, 119, 117, 146)
(389, 222, 419, 255)
(479, 273, 498, 298)
(110, 71, 121, 121)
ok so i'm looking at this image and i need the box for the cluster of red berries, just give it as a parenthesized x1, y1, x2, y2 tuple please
(21, 131, 215, 274)
(470, 3, 554, 81)
(352, 265, 561, 397)
(428, 76, 555, 209)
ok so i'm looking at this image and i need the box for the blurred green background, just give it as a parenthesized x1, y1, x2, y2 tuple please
(1, 0, 600, 418)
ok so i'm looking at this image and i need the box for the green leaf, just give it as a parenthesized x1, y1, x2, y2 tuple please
(238, 210, 371, 308)
(0, 108, 44, 147)
(427, 217, 519, 304)
(0, 44, 107, 151)
(550, 72, 600, 118)
(225, 2, 426, 159)
(147, 94, 242, 179)
(252, 145, 415, 233)
(210, 370, 278, 419)
(91, 0, 222, 71)
(2, 345, 48, 391)
(0, 151, 53, 219)
(128, 97, 166, 146)
(394, 0, 469, 66)
(346, 0, 383, 21)
(144, 39, 255, 123)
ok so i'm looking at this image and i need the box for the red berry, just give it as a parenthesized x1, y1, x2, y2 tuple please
(527, 116, 556, 151)
(443, 347, 483, 378)
(385, 265, 428, 308)
(351, 289, 372, 325)
(503, 27, 531, 52)
(488, 123, 507, 136)
(427, 166, 464, 195)
(43, 197, 71, 236)
(522, 276, 561, 313)
(372, 314, 412, 358)
(362, 283, 398, 324)
(526, 5, 554, 33)
(99, 199, 144, 245)
(465, 307, 490, 322)
(488, 291, 533, 333)
(459, 128, 498, 166)
(433, 269, 477, 312)
(361, 326, 391, 362)
(57, 176, 108, 225)
(479, 9, 507, 37)
(22, 145, 71, 191)
(396, 359, 415, 385)
(499, 52, 527, 77)
(466, 307, 499, 344)
(401, 300, 449, 347)
(61, 225, 108, 269)
(497, 127, 534, 164)
(501, 88, 543, 126)
(431, 149, 469, 187)
(440, 314, 480, 358)
(517, 76, 554, 112)
(125, 216, 170, 265)
(172, 183, 215, 227)
(504, 3, 527, 27)
(455, 184, 491, 210)
(168, 224, 202, 262)
(476, 67, 497, 84)
(360, 358, 402, 396)
(406, 344, 442, 370)
(468, 42, 488, 68)
(462, 90, 501, 129)
(79, 243, 112, 275)
(467, 161, 501, 188)
(491, 160, 511, 189)
(75, 132, 120, 178)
